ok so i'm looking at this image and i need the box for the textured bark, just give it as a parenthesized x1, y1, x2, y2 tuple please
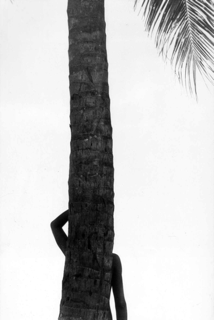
(59, 1, 114, 319)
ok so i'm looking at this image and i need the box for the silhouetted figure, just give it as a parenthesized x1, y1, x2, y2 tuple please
(51, 210, 127, 320)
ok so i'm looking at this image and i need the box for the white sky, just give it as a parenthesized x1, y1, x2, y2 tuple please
(0, 1, 214, 320)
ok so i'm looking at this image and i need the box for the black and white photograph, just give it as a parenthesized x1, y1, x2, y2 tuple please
(1, 1, 214, 320)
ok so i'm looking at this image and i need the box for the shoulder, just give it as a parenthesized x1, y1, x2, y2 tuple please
(113, 253, 120, 263)
(112, 253, 122, 273)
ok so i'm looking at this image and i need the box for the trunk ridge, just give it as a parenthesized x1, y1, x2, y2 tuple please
(59, 1, 114, 319)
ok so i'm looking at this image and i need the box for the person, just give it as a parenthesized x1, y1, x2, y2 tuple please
(51, 210, 127, 320)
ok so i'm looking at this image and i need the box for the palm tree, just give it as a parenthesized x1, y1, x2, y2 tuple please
(134, 0, 214, 96)
(59, 1, 114, 319)
(59, 0, 214, 319)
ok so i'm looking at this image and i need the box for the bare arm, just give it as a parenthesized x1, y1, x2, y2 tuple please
(50, 210, 69, 255)
(112, 254, 127, 320)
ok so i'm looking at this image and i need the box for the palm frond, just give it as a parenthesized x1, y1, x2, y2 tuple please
(134, 0, 214, 96)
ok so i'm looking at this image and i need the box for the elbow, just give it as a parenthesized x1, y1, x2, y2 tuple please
(116, 300, 127, 320)
(50, 221, 56, 230)
(116, 299, 127, 311)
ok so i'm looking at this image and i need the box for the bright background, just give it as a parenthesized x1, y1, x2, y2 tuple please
(1, 1, 214, 320)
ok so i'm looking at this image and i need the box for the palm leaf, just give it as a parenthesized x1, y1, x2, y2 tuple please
(134, 0, 214, 96)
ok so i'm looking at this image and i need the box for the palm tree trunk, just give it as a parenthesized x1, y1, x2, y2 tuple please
(59, 1, 114, 319)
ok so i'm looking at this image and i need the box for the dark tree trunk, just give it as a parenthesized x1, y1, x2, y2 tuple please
(59, 0, 114, 319)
